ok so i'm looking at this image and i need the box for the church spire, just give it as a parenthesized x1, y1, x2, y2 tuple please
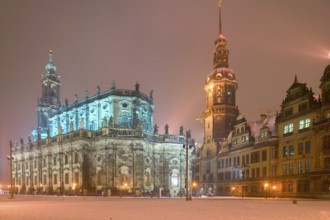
(49, 49, 53, 63)
(45, 49, 57, 74)
(218, 0, 223, 35)
(213, 0, 229, 69)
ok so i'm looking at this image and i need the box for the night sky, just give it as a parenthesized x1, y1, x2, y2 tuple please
(1, 0, 329, 183)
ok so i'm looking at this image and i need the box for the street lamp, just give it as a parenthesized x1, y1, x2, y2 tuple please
(72, 183, 76, 196)
(192, 182, 197, 197)
(182, 130, 194, 201)
(124, 182, 128, 197)
(272, 185, 277, 198)
(39, 183, 43, 194)
(264, 183, 269, 199)
(9, 141, 14, 199)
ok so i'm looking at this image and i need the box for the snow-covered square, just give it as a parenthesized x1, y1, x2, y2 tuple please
(0, 195, 329, 220)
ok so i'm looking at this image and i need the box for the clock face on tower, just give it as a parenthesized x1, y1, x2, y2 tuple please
(216, 115, 222, 120)
(216, 73, 222, 79)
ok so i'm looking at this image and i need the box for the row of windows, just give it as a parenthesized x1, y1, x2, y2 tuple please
(218, 150, 268, 169)
(218, 167, 268, 180)
(282, 180, 310, 193)
(15, 172, 80, 186)
(282, 141, 311, 157)
(233, 135, 249, 145)
(283, 118, 311, 134)
(282, 161, 311, 175)
(284, 102, 308, 117)
(15, 153, 80, 170)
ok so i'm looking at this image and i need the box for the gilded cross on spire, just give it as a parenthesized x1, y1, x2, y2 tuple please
(49, 49, 53, 63)
(218, 0, 222, 8)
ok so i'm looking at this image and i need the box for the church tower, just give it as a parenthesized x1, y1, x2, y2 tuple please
(203, 1, 239, 152)
(197, 0, 240, 196)
(35, 50, 61, 138)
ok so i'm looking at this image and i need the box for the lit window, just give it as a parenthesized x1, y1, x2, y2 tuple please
(242, 136, 248, 143)
(299, 118, 310, 130)
(284, 123, 293, 134)
(171, 173, 178, 187)
(261, 131, 268, 138)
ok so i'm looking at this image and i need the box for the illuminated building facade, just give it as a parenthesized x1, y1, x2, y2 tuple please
(195, 2, 330, 198)
(11, 51, 193, 197)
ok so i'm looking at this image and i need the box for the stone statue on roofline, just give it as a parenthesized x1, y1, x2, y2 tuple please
(179, 126, 184, 136)
(164, 124, 169, 135)
(135, 81, 140, 92)
(111, 81, 116, 89)
(153, 124, 159, 135)
(150, 90, 153, 99)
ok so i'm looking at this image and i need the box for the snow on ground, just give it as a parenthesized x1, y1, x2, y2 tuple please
(0, 195, 329, 220)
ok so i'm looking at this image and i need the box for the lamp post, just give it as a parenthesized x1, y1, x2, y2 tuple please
(73, 183, 76, 196)
(192, 182, 197, 197)
(9, 141, 14, 199)
(124, 182, 127, 197)
(264, 183, 269, 199)
(272, 185, 277, 198)
(183, 130, 193, 201)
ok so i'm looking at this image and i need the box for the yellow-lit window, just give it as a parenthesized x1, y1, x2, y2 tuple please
(299, 118, 310, 130)
(284, 123, 293, 134)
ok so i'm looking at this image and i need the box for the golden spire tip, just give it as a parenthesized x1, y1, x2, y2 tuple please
(218, 0, 222, 8)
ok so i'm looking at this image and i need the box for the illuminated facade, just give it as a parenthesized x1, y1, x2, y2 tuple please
(11, 51, 193, 197)
(195, 2, 330, 198)
(33, 51, 153, 140)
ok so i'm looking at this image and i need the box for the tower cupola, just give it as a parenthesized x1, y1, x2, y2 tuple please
(45, 49, 57, 74)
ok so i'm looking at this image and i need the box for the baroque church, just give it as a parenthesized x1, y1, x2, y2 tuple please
(194, 2, 330, 198)
(11, 50, 194, 197)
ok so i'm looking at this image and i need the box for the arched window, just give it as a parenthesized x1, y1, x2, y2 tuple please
(171, 173, 178, 187)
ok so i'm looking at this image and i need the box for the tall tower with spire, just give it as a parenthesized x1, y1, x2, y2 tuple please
(197, 0, 240, 196)
(203, 1, 239, 152)
(34, 50, 61, 139)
